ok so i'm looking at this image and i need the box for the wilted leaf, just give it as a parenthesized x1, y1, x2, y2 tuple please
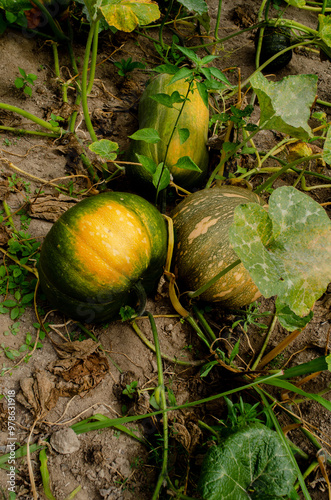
(198, 424, 297, 499)
(229, 186, 331, 317)
(101, 0, 160, 32)
(250, 72, 317, 140)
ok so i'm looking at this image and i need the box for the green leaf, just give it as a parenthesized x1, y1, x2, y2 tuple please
(0, 0, 32, 14)
(152, 164, 170, 191)
(266, 378, 331, 411)
(175, 45, 200, 64)
(322, 125, 331, 165)
(177, 0, 208, 14)
(327, 353, 331, 371)
(136, 154, 157, 174)
(100, 0, 160, 32)
(318, 14, 331, 47)
(198, 424, 297, 500)
(196, 80, 209, 108)
(150, 91, 184, 108)
(169, 67, 194, 85)
(178, 128, 190, 144)
(14, 77, 24, 89)
(229, 186, 331, 317)
(153, 64, 179, 74)
(276, 299, 313, 331)
(11, 306, 20, 320)
(24, 86, 32, 97)
(129, 128, 161, 143)
(175, 155, 202, 172)
(2, 299, 17, 308)
(89, 139, 119, 161)
(209, 66, 232, 86)
(284, 0, 306, 6)
(250, 72, 317, 140)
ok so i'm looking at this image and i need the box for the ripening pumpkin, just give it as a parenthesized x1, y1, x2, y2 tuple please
(38, 192, 167, 323)
(172, 186, 265, 308)
(256, 26, 293, 72)
(126, 73, 209, 190)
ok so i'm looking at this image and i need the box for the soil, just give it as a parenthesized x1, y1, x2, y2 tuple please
(0, 1, 330, 499)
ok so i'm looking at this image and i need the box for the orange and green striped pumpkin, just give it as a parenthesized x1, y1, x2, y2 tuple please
(126, 73, 209, 190)
(38, 192, 167, 322)
(172, 186, 264, 308)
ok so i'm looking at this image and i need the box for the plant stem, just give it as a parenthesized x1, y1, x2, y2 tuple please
(214, 0, 223, 41)
(0, 103, 63, 134)
(81, 20, 98, 142)
(251, 314, 278, 370)
(87, 20, 100, 95)
(0, 125, 59, 138)
(254, 154, 322, 194)
(187, 259, 241, 299)
(148, 312, 169, 500)
(193, 306, 217, 343)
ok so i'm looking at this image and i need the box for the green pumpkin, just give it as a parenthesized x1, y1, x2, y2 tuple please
(172, 186, 265, 308)
(38, 192, 167, 323)
(256, 26, 292, 72)
(126, 73, 209, 191)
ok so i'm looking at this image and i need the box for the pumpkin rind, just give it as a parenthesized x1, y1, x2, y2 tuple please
(126, 73, 209, 190)
(172, 186, 265, 308)
(38, 192, 167, 322)
(256, 26, 293, 72)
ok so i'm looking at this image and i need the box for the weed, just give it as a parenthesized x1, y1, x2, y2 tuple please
(122, 380, 138, 399)
(231, 302, 271, 333)
(114, 57, 145, 77)
(15, 67, 37, 97)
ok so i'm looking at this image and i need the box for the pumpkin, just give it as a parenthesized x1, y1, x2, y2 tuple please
(126, 73, 209, 191)
(38, 192, 167, 323)
(256, 26, 292, 72)
(172, 186, 264, 308)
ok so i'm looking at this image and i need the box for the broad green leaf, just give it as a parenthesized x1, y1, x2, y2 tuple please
(153, 64, 179, 75)
(84, 0, 103, 21)
(2, 299, 17, 307)
(136, 154, 157, 174)
(177, 0, 208, 15)
(89, 139, 119, 161)
(229, 186, 331, 317)
(129, 128, 161, 143)
(196, 80, 209, 108)
(250, 72, 317, 140)
(175, 45, 200, 64)
(0, 0, 31, 13)
(169, 67, 194, 85)
(276, 299, 313, 331)
(318, 14, 331, 48)
(150, 91, 183, 108)
(100, 0, 160, 32)
(152, 164, 170, 191)
(175, 155, 201, 172)
(178, 128, 190, 144)
(198, 424, 297, 500)
(322, 125, 331, 165)
(209, 66, 232, 86)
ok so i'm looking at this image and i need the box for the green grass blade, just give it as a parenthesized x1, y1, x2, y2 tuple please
(281, 356, 329, 379)
(266, 378, 331, 411)
(39, 449, 56, 500)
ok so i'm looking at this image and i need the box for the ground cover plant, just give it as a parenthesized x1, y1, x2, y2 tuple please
(0, 0, 331, 499)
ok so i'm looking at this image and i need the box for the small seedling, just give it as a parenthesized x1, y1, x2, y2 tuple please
(122, 380, 138, 399)
(231, 302, 271, 332)
(15, 67, 37, 96)
(49, 113, 65, 127)
(114, 57, 145, 77)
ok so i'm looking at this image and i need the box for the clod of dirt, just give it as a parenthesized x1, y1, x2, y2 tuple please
(50, 428, 80, 454)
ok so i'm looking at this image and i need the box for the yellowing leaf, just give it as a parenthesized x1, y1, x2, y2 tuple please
(287, 142, 312, 163)
(101, 0, 160, 32)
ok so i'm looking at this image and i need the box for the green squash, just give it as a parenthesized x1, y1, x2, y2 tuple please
(256, 26, 293, 72)
(38, 192, 167, 323)
(172, 186, 265, 308)
(126, 73, 209, 191)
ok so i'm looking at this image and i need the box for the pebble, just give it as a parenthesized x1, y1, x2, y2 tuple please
(50, 428, 80, 454)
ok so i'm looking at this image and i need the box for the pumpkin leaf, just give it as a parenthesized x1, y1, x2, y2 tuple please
(276, 299, 313, 332)
(322, 126, 331, 165)
(175, 155, 202, 172)
(136, 154, 157, 174)
(198, 424, 297, 500)
(250, 72, 318, 140)
(177, 0, 208, 15)
(150, 91, 184, 108)
(129, 128, 161, 143)
(0, 0, 31, 13)
(318, 14, 331, 48)
(284, 0, 306, 6)
(152, 164, 171, 191)
(229, 186, 331, 317)
(178, 128, 190, 144)
(89, 139, 119, 161)
(100, 0, 160, 32)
